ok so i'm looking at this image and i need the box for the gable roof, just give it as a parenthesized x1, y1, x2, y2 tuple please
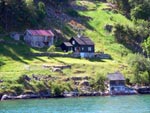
(27, 30, 54, 37)
(107, 72, 125, 81)
(63, 42, 73, 47)
(72, 36, 94, 46)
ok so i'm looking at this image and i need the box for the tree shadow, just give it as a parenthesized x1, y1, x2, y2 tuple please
(49, 57, 67, 65)
(88, 58, 106, 62)
(0, 61, 5, 67)
(0, 38, 47, 64)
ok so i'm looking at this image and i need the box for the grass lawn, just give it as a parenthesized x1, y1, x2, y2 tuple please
(0, 2, 134, 91)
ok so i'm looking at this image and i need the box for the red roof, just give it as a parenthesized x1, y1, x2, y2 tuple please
(27, 30, 54, 37)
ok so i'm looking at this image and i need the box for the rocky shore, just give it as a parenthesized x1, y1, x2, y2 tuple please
(0, 74, 143, 101)
(1, 91, 137, 101)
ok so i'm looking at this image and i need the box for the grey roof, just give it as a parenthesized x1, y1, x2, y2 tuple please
(73, 36, 94, 46)
(63, 42, 73, 47)
(107, 72, 125, 81)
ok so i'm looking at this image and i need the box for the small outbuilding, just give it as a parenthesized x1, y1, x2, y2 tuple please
(10, 32, 20, 41)
(107, 72, 126, 93)
(60, 42, 73, 52)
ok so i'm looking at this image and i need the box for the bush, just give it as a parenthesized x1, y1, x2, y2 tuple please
(90, 73, 106, 92)
(10, 84, 24, 95)
(127, 54, 150, 84)
(51, 81, 72, 96)
(47, 45, 56, 52)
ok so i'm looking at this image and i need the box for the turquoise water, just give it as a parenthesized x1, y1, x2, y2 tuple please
(0, 95, 150, 113)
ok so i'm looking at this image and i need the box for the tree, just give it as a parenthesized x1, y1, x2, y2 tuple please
(142, 36, 150, 59)
(37, 1, 46, 20)
(130, 0, 150, 20)
(91, 73, 106, 92)
(47, 45, 56, 52)
(0, 0, 46, 31)
(127, 54, 150, 85)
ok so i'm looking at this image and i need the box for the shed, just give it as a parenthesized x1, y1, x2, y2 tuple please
(107, 72, 126, 93)
(10, 32, 20, 41)
(61, 42, 73, 52)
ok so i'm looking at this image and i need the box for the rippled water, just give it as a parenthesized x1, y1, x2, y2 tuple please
(0, 95, 150, 113)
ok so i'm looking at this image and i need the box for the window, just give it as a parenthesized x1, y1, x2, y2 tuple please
(88, 47, 92, 51)
(72, 40, 75, 45)
(82, 47, 84, 51)
(74, 47, 77, 51)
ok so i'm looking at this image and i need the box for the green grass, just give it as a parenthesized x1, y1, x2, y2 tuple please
(0, 2, 135, 93)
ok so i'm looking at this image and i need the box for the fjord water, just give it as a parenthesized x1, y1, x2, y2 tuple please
(0, 95, 150, 113)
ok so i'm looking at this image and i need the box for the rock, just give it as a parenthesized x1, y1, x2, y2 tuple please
(63, 91, 79, 97)
(24, 75, 31, 81)
(1, 94, 9, 101)
(79, 80, 90, 86)
(0, 80, 3, 83)
(52, 67, 62, 72)
(71, 76, 82, 81)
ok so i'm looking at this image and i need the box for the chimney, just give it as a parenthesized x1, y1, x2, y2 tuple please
(77, 29, 82, 38)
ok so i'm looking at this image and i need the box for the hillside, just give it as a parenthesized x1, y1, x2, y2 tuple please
(0, 0, 150, 95)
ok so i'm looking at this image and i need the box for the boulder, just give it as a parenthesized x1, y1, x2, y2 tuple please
(52, 67, 62, 72)
(1, 94, 9, 101)
(79, 80, 90, 86)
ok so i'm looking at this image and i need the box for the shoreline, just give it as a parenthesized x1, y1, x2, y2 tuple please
(1, 92, 139, 101)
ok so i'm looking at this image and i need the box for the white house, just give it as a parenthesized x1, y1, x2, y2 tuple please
(24, 30, 54, 48)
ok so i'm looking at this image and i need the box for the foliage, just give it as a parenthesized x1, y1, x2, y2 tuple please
(127, 54, 150, 84)
(0, 0, 46, 31)
(47, 45, 56, 52)
(10, 84, 24, 95)
(142, 36, 150, 58)
(90, 73, 106, 92)
(51, 81, 72, 96)
(130, 0, 150, 20)
(37, 1, 46, 20)
(65, 8, 79, 17)
(114, 23, 149, 53)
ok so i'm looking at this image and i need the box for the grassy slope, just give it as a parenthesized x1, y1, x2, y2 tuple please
(0, 2, 134, 86)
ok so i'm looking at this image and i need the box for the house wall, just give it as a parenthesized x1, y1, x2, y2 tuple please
(48, 36, 54, 46)
(110, 80, 125, 86)
(108, 80, 126, 93)
(61, 43, 72, 52)
(80, 52, 95, 58)
(79, 45, 94, 53)
(69, 38, 80, 52)
(24, 31, 54, 48)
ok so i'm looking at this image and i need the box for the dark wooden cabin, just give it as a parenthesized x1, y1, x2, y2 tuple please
(60, 36, 95, 58)
(69, 36, 95, 53)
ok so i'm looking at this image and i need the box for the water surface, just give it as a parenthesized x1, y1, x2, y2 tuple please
(0, 95, 150, 113)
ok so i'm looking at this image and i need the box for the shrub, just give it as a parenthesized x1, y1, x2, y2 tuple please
(127, 54, 150, 84)
(10, 84, 24, 95)
(47, 45, 56, 52)
(90, 73, 106, 92)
